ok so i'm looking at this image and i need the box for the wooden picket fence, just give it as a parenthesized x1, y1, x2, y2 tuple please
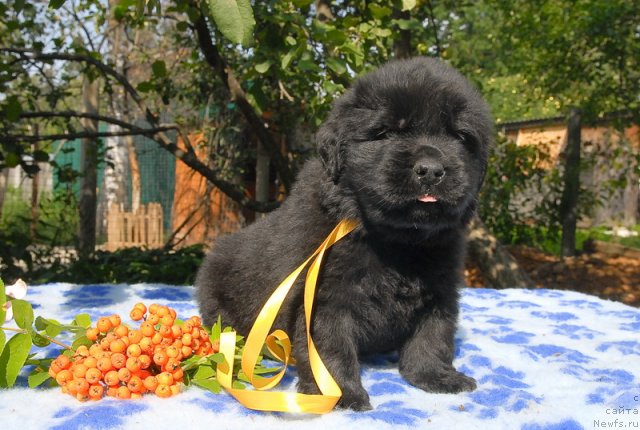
(106, 203, 164, 251)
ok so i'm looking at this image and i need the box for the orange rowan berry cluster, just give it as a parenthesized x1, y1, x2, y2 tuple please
(48, 303, 216, 401)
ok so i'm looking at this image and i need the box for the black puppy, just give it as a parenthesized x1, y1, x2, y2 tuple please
(196, 57, 493, 411)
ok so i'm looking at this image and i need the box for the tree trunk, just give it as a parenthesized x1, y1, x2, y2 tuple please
(126, 134, 141, 212)
(393, 9, 412, 59)
(467, 216, 535, 289)
(560, 107, 581, 257)
(78, 77, 99, 256)
(255, 140, 270, 219)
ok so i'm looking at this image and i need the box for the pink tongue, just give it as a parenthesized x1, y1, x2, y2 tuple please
(418, 194, 438, 203)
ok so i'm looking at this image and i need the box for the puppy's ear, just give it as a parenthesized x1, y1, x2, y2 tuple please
(317, 120, 343, 183)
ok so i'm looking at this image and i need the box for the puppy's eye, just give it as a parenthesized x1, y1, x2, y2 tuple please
(374, 129, 389, 140)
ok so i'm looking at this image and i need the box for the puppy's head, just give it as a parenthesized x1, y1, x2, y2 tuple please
(317, 57, 493, 230)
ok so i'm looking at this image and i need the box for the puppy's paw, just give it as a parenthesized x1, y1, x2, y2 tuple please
(296, 379, 320, 395)
(437, 370, 477, 393)
(337, 387, 372, 411)
(403, 367, 477, 394)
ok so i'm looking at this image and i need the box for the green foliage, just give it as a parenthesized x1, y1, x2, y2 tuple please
(479, 134, 612, 254)
(47, 245, 205, 285)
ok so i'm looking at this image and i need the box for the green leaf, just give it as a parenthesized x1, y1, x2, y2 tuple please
(137, 81, 154, 92)
(11, 299, 34, 330)
(28, 369, 51, 388)
(232, 380, 245, 390)
(210, 315, 221, 342)
(0, 278, 5, 324)
(255, 61, 272, 74)
(207, 0, 256, 47)
(207, 353, 225, 364)
(72, 336, 92, 350)
(192, 378, 221, 393)
(176, 21, 189, 32)
(31, 331, 51, 348)
(0, 331, 5, 359)
(326, 57, 347, 75)
(285, 35, 297, 46)
(292, 0, 314, 7)
(368, 4, 392, 19)
(402, 0, 417, 11)
(48, 0, 66, 9)
(0, 333, 32, 387)
(5, 95, 22, 122)
(152, 60, 167, 78)
(192, 364, 215, 379)
(73, 313, 92, 329)
(281, 48, 297, 70)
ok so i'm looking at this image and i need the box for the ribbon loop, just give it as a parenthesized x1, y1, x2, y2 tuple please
(215, 219, 358, 414)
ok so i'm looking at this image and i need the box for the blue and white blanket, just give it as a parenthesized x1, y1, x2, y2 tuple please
(1, 283, 638, 430)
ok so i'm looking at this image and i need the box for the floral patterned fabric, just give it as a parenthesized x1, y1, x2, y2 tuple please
(1, 283, 638, 430)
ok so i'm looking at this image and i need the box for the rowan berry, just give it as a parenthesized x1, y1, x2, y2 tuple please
(86, 327, 100, 341)
(72, 363, 88, 379)
(170, 325, 182, 338)
(110, 352, 126, 369)
(155, 384, 171, 398)
(130, 308, 145, 321)
(140, 322, 155, 337)
(75, 345, 90, 359)
(115, 386, 131, 399)
(151, 332, 163, 345)
(171, 367, 184, 381)
(156, 371, 174, 386)
(54, 355, 71, 370)
(139, 337, 153, 353)
(181, 346, 193, 358)
(96, 356, 113, 372)
(85, 368, 102, 384)
(133, 302, 147, 314)
(107, 387, 118, 397)
(164, 358, 180, 373)
(88, 384, 104, 400)
(126, 343, 142, 358)
(108, 314, 121, 328)
(211, 340, 220, 353)
(143, 375, 158, 392)
(147, 314, 160, 325)
(103, 370, 120, 386)
(76, 392, 90, 402)
(158, 325, 172, 338)
(138, 354, 152, 369)
(114, 324, 128, 338)
(97, 317, 112, 333)
(109, 339, 126, 353)
(165, 345, 179, 359)
(160, 316, 174, 327)
(89, 344, 103, 357)
(148, 303, 159, 315)
(55, 369, 73, 386)
(170, 384, 180, 396)
(83, 356, 98, 369)
(128, 329, 143, 344)
(156, 306, 169, 318)
(127, 375, 144, 393)
(125, 356, 142, 373)
(153, 350, 168, 366)
(73, 378, 90, 395)
(181, 333, 192, 346)
(117, 367, 132, 383)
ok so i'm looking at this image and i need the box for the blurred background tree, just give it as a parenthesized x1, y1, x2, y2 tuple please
(0, 0, 638, 289)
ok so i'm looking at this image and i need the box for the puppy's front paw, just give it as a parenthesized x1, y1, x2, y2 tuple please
(403, 367, 477, 394)
(337, 387, 372, 411)
(437, 370, 477, 393)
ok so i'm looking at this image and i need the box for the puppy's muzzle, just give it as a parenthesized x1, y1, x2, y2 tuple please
(413, 158, 445, 185)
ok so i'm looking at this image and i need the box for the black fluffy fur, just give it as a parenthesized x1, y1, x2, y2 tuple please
(196, 57, 493, 411)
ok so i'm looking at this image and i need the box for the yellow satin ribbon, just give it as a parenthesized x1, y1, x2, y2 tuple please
(216, 219, 359, 413)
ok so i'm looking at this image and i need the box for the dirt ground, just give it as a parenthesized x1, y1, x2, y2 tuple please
(465, 244, 640, 308)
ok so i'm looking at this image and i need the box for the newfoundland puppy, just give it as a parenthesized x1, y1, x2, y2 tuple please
(196, 57, 493, 411)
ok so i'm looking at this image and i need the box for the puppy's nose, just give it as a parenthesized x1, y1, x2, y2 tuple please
(413, 159, 445, 184)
